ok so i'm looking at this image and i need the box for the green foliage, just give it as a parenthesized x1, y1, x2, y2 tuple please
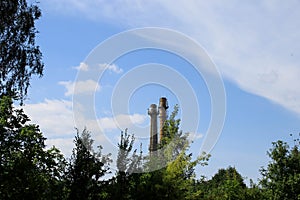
(208, 166, 246, 189)
(0, 0, 43, 102)
(161, 152, 209, 200)
(0, 96, 66, 199)
(244, 180, 266, 200)
(160, 105, 187, 158)
(109, 129, 143, 200)
(155, 105, 210, 199)
(259, 136, 300, 200)
(199, 166, 247, 200)
(123, 106, 211, 200)
(65, 128, 112, 200)
(116, 129, 143, 174)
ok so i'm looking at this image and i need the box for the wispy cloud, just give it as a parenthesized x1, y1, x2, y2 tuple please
(59, 79, 101, 96)
(98, 113, 147, 131)
(74, 62, 123, 74)
(188, 132, 204, 142)
(74, 62, 89, 71)
(44, 1, 300, 115)
(99, 63, 123, 74)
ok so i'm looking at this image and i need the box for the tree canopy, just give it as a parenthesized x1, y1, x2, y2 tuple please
(65, 128, 112, 200)
(260, 137, 300, 200)
(0, 0, 43, 102)
(0, 96, 66, 199)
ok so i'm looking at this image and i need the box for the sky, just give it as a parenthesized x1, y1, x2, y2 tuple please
(23, 0, 300, 183)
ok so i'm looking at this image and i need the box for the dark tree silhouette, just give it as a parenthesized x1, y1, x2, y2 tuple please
(0, 96, 66, 199)
(66, 128, 111, 200)
(0, 0, 43, 102)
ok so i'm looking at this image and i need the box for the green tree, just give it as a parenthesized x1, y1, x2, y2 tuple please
(161, 151, 209, 200)
(161, 105, 209, 199)
(199, 166, 247, 200)
(109, 129, 143, 200)
(160, 105, 187, 159)
(208, 166, 246, 188)
(245, 179, 266, 200)
(0, 96, 66, 199)
(0, 0, 43, 102)
(137, 105, 210, 200)
(116, 129, 143, 175)
(65, 128, 112, 200)
(260, 136, 300, 200)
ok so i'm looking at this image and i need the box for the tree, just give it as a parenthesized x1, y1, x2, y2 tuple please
(0, 96, 66, 199)
(65, 128, 112, 200)
(109, 129, 143, 200)
(160, 151, 209, 200)
(201, 166, 247, 200)
(116, 129, 143, 175)
(160, 105, 188, 160)
(136, 105, 210, 200)
(259, 136, 300, 200)
(0, 0, 43, 102)
(159, 106, 209, 199)
(245, 179, 266, 200)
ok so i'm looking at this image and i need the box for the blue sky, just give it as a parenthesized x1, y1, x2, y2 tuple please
(23, 0, 300, 183)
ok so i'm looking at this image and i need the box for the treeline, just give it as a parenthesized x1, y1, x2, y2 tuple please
(0, 97, 299, 199)
(1, 1, 300, 199)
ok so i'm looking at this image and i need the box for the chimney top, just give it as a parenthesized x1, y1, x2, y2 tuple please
(159, 97, 169, 110)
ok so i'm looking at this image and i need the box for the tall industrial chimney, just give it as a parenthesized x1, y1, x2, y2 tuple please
(159, 97, 168, 143)
(148, 104, 158, 154)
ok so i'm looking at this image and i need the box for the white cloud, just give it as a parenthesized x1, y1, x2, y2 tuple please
(46, 138, 75, 158)
(21, 99, 147, 156)
(44, 0, 300, 115)
(21, 99, 74, 138)
(188, 132, 204, 142)
(74, 62, 89, 71)
(59, 79, 101, 96)
(73, 62, 122, 73)
(22, 99, 147, 136)
(99, 63, 123, 74)
(98, 114, 147, 131)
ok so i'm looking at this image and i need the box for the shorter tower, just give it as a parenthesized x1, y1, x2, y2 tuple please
(159, 97, 168, 143)
(148, 104, 158, 155)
